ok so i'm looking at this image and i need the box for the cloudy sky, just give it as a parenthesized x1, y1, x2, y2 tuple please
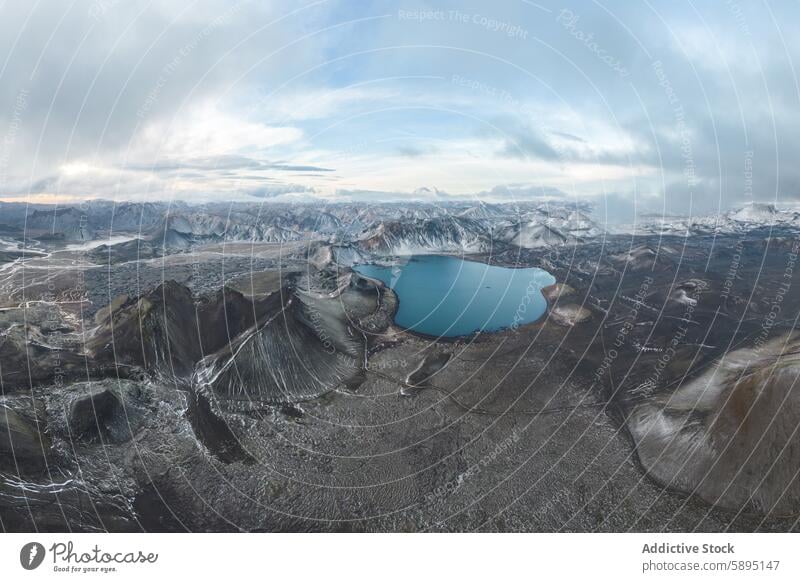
(0, 0, 798, 218)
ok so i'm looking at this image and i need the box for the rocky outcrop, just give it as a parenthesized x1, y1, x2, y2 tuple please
(68, 385, 124, 441)
(93, 294, 130, 324)
(540, 282, 589, 326)
(610, 244, 676, 272)
(550, 304, 592, 326)
(0, 306, 87, 393)
(541, 283, 575, 302)
(307, 243, 333, 270)
(0, 406, 50, 472)
(629, 333, 800, 515)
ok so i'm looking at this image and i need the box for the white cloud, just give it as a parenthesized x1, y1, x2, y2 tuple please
(132, 101, 303, 160)
(259, 86, 399, 122)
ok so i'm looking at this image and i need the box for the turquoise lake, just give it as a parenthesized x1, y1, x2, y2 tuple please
(354, 255, 555, 337)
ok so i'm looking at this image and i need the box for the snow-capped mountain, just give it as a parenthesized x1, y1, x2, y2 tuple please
(614, 202, 800, 236)
(151, 211, 308, 248)
(729, 202, 781, 223)
(11, 199, 799, 260)
(356, 216, 493, 255)
(25, 207, 95, 242)
(494, 222, 572, 249)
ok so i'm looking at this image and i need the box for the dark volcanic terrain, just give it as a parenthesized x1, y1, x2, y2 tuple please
(2, 200, 800, 532)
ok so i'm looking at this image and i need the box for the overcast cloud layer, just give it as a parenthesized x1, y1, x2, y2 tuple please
(1, 0, 799, 219)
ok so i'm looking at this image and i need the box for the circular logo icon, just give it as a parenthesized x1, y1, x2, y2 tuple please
(20, 542, 46, 570)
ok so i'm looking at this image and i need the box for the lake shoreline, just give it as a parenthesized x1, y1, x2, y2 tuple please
(353, 254, 555, 338)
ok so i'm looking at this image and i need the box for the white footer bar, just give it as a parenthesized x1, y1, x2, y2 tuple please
(1, 533, 796, 581)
